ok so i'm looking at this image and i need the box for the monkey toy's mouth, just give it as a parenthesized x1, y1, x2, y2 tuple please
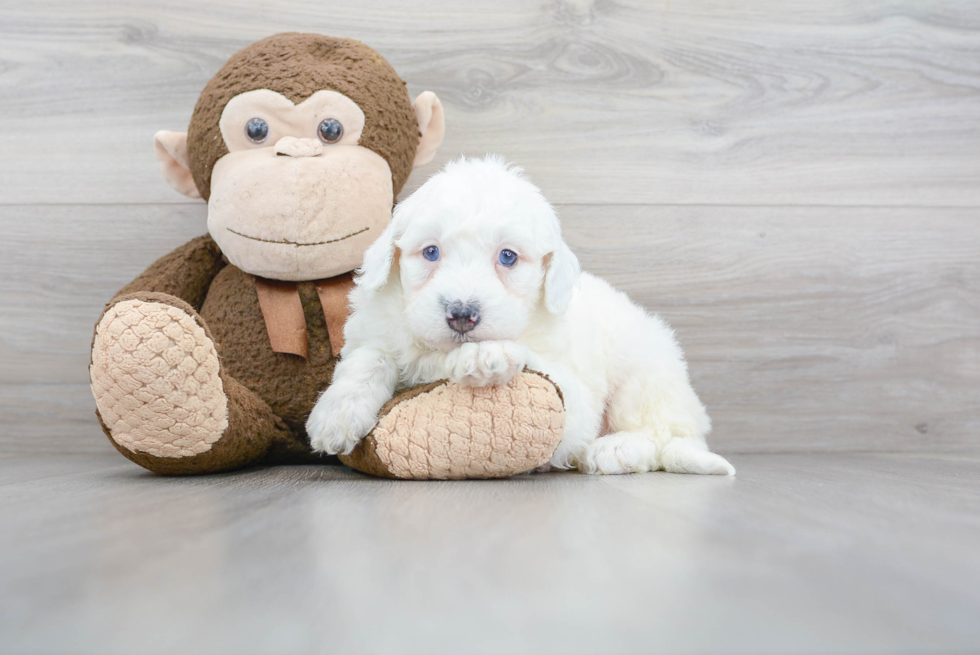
(226, 226, 370, 247)
(207, 142, 393, 280)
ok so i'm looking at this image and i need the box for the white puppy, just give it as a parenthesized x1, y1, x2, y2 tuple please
(307, 156, 734, 476)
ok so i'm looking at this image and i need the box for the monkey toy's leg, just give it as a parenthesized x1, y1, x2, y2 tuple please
(90, 236, 292, 475)
(91, 293, 292, 474)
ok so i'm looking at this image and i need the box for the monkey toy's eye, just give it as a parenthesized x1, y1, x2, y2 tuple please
(498, 249, 518, 267)
(423, 246, 440, 262)
(318, 118, 344, 144)
(245, 117, 269, 144)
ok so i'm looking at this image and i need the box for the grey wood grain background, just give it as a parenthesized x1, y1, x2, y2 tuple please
(1, 0, 978, 455)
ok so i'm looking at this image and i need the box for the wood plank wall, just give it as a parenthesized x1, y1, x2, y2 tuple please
(1, 1, 978, 455)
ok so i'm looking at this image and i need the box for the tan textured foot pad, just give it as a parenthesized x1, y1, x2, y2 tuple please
(339, 370, 565, 480)
(90, 299, 228, 458)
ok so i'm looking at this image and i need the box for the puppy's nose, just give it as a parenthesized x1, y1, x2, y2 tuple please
(446, 302, 481, 334)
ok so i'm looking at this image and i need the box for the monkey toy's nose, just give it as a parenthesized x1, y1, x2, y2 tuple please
(275, 136, 323, 158)
(445, 301, 481, 334)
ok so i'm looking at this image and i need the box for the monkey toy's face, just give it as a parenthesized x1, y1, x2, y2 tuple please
(207, 89, 394, 280)
(152, 34, 444, 282)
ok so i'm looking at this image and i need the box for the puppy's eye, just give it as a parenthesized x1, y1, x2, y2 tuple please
(245, 117, 269, 144)
(318, 118, 344, 144)
(498, 249, 518, 267)
(423, 246, 440, 262)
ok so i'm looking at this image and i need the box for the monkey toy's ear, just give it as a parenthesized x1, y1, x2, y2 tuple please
(412, 92, 445, 169)
(153, 130, 202, 199)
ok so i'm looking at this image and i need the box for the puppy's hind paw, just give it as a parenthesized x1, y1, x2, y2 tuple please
(661, 439, 735, 476)
(577, 432, 659, 475)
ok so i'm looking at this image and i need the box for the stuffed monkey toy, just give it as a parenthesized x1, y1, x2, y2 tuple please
(89, 34, 564, 479)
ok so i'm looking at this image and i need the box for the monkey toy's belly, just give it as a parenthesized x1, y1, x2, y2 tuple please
(199, 264, 337, 438)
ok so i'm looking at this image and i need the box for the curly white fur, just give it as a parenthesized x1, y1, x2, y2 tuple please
(307, 156, 734, 476)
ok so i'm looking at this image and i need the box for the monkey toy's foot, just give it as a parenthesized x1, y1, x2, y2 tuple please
(339, 370, 566, 480)
(91, 294, 288, 475)
(91, 297, 229, 459)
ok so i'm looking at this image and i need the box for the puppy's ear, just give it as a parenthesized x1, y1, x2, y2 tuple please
(544, 241, 581, 314)
(357, 224, 398, 294)
(356, 205, 410, 294)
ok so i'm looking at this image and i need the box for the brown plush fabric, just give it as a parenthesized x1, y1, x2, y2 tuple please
(198, 264, 337, 438)
(338, 436, 397, 479)
(187, 33, 419, 200)
(114, 235, 225, 310)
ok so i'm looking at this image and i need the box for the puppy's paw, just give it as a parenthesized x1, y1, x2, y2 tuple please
(446, 341, 527, 387)
(306, 389, 379, 455)
(577, 433, 660, 475)
(477, 341, 528, 385)
(661, 439, 736, 476)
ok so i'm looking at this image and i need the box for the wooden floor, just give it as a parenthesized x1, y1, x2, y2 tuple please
(2, 1, 979, 652)
(2, 452, 979, 654)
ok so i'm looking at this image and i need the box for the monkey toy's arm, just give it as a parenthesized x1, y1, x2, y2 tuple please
(110, 235, 225, 309)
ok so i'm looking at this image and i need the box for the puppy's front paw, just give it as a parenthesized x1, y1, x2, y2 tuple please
(306, 389, 379, 455)
(446, 341, 527, 387)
